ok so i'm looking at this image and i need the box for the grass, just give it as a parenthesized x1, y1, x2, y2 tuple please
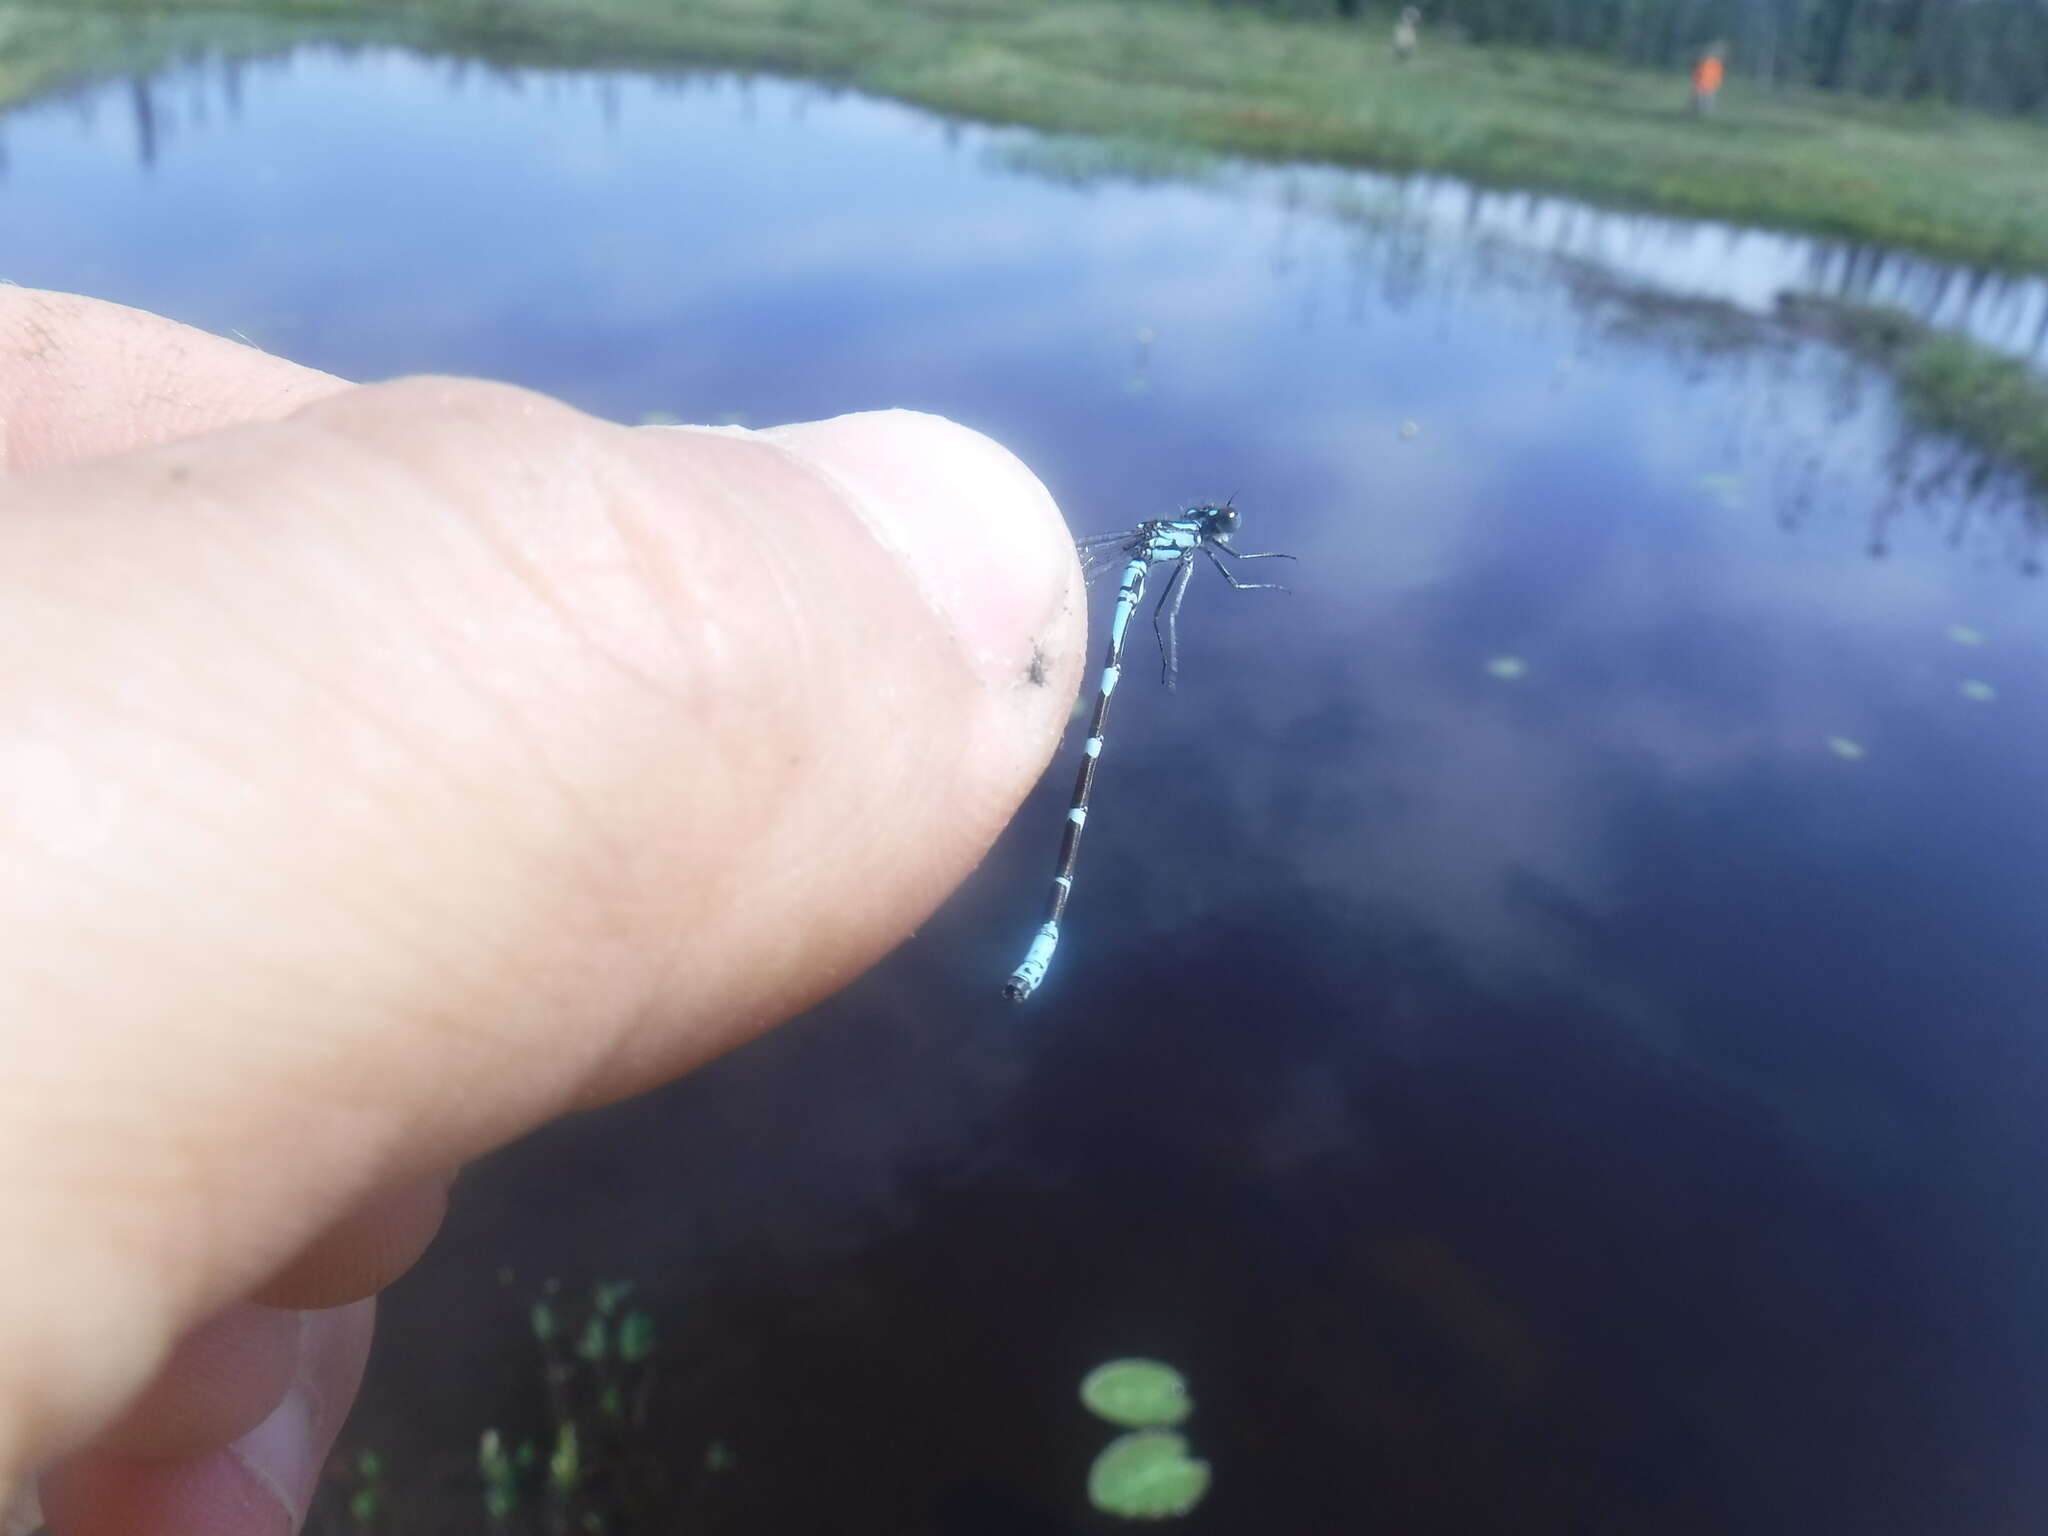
(1778, 293, 2048, 501)
(6, 0, 2048, 269)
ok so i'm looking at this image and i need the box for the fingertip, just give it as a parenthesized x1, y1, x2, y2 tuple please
(754, 410, 1079, 684)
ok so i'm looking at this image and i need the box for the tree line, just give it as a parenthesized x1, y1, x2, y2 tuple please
(1221, 0, 2048, 115)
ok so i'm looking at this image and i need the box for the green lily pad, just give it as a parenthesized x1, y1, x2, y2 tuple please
(1696, 471, 1747, 510)
(1080, 1359, 1191, 1427)
(1087, 1430, 1211, 1520)
(1960, 679, 1997, 702)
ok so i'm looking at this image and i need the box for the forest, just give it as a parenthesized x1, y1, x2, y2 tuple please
(1261, 0, 2048, 113)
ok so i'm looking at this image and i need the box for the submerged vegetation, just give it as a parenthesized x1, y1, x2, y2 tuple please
(314, 1275, 675, 1535)
(5, 0, 2048, 268)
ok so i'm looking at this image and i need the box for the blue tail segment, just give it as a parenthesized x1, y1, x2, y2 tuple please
(1002, 503, 1293, 1002)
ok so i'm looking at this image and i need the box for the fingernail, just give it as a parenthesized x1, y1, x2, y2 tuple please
(757, 410, 1073, 680)
(226, 1360, 319, 1528)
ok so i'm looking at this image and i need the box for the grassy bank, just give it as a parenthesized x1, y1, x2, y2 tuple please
(1779, 293, 2048, 503)
(5, 0, 2048, 269)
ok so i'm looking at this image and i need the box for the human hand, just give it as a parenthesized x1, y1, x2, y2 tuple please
(0, 287, 1081, 1536)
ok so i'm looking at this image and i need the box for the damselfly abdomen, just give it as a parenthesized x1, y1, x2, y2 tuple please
(1003, 503, 1294, 1002)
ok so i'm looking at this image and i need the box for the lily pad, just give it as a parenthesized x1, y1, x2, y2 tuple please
(1087, 1430, 1211, 1520)
(1696, 471, 1747, 510)
(1080, 1359, 1192, 1427)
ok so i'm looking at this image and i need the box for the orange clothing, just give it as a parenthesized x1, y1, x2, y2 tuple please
(1692, 55, 1724, 94)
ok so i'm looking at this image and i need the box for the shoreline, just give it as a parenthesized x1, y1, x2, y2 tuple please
(3, 0, 2047, 272)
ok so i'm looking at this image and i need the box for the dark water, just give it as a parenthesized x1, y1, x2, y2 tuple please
(7, 50, 2048, 1535)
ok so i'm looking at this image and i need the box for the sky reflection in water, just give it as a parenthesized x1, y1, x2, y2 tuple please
(4, 51, 2048, 1533)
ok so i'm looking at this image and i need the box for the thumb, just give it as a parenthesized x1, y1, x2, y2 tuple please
(0, 380, 1082, 1486)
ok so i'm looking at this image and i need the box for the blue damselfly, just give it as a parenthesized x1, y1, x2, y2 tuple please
(1002, 503, 1294, 1002)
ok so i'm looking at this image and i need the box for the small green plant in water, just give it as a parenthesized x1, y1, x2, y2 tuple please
(1696, 471, 1747, 510)
(479, 1430, 522, 1524)
(1088, 1430, 1212, 1520)
(470, 1277, 663, 1531)
(345, 1449, 385, 1528)
(548, 1421, 581, 1496)
(1080, 1359, 1193, 1428)
(1078, 1359, 1210, 1519)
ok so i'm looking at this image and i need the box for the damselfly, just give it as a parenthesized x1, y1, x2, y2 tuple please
(1002, 503, 1294, 1002)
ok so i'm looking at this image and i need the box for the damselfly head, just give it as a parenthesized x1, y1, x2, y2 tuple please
(1195, 503, 1241, 540)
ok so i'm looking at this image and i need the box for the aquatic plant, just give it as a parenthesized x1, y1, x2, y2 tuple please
(1079, 1358, 1193, 1427)
(1087, 1429, 1212, 1520)
(314, 1273, 666, 1534)
(1778, 295, 2048, 508)
(1077, 1359, 1210, 1520)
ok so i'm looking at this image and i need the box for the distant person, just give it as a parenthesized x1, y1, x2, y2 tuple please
(1392, 6, 1421, 62)
(1691, 42, 1726, 113)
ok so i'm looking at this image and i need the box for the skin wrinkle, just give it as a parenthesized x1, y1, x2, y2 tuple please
(11, 407, 960, 1087)
(0, 290, 347, 475)
(564, 462, 768, 1102)
(589, 430, 793, 718)
(1, 314, 62, 466)
(259, 407, 650, 923)
(265, 399, 839, 1102)
(637, 437, 823, 729)
(10, 591, 412, 969)
(8, 478, 633, 1379)
(582, 431, 979, 1091)
(391, 425, 728, 907)
(429, 415, 646, 689)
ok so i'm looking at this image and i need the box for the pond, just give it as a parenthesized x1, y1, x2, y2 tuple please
(5, 47, 2048, 1534)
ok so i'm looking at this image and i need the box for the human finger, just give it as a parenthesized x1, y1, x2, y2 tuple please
(249, 1175, 452, 1312)
(39, 1302, 374, 1536)
(0, 286, 347, 474)
(0, 380, 1081, 1495)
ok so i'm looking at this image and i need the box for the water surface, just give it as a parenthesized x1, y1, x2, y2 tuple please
(5, 51, 2047, 1534)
